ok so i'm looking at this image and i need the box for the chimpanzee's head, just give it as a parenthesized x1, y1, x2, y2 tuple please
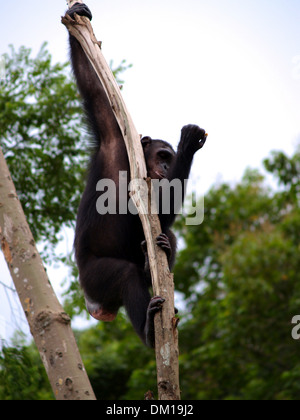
(141, 137, 176, 180)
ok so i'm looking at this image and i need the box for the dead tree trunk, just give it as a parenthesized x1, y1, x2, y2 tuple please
(63, 0, 180, 400)
(0, 146, 96, 401)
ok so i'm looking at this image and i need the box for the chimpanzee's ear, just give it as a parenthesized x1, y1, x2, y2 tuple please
(141, 136, 152, 148)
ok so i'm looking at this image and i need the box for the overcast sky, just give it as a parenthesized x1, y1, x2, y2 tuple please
(1, 0, 300, 341)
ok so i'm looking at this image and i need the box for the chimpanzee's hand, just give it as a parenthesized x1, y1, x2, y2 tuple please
(178, 124, 207, 157)
(141, 234, 172, 265)
(67, 3, 93, 21)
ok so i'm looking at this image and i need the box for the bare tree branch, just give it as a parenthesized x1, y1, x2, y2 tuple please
(0, 146, 96, 400)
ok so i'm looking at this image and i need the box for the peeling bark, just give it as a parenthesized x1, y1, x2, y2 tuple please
(0, 147, 96, 400)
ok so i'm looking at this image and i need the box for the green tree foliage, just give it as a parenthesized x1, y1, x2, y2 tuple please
(0, 43, 86, 257)
(75, 313, 155, 400)
(0, 343, 53, 400)
(175, 152, 300, 400)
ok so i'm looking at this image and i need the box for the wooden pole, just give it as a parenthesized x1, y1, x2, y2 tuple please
(0, 147, 96, 400)
(62, 1, 180, 400)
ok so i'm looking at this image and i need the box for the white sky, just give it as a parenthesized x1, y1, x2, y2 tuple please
(1, 0, 300, 340)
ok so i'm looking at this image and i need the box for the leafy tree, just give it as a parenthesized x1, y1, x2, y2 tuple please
(174, 150, 300, 400)
(0, 343, 53, 400)
(75, 313, 155, 400)
(0, 43, 85, 259)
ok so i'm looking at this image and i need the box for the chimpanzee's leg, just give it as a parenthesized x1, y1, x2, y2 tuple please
(79, 257, 163, 347)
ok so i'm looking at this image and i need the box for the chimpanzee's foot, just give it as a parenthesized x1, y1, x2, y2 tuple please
(156, 233, 172, 260)
(85, 296, 117, 322)
(145, 296, 165, 348)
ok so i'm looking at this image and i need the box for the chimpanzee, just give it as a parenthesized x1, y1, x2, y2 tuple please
(66, 3, 207, 347)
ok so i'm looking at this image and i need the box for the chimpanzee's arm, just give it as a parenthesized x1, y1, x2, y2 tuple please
(172, 124, 207, 182)
(67, 4, 121, 144)
(160, 125, 207, 229)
